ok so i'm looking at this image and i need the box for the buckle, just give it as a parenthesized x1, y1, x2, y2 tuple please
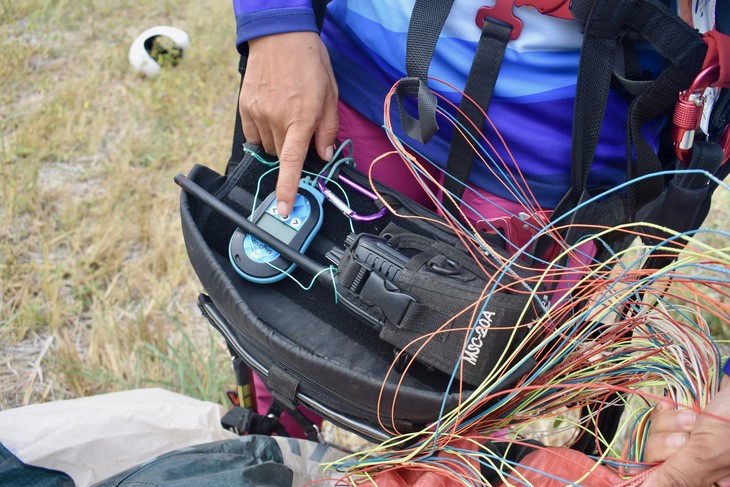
(475, 0, 572, 40)
(516, 0, 572, 20)
(476, 1, 523, 39)
(476, 211, 550, 256)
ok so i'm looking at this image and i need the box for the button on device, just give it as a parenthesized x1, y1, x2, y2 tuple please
(291, 218, 301, 227)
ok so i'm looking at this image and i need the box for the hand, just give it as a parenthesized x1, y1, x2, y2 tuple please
(641, 397, 697, 465)
(240, 31, 339, 217)
(642, 375, 730, 487)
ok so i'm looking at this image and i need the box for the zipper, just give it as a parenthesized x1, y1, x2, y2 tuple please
(198, 294, 396, 442)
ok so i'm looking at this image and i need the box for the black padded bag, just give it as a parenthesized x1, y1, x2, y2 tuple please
(180, 146, 539, 441)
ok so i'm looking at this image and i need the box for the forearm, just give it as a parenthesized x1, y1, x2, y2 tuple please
(233, 0, 317, 53)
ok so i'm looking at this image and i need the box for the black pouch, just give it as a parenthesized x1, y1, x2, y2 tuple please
(333, 226, 545, 386)
(179, 147, 543, 440)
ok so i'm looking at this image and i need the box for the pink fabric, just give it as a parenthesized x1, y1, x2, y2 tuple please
(251, 372, 323, 438)
(336, 101, 439, 208)
(336, 100, 531, 222)
(495, 447, 622, 487)
(359, 442, 622, 487)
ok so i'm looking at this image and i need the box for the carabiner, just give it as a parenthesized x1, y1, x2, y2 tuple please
(672, 63, 729, 165)
(316, 167, 388, 222)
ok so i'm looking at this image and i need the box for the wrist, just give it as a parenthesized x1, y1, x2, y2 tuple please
(235, 7, 318, 55)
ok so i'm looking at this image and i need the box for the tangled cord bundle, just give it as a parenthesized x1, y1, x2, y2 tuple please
(316, 79, 729, 486)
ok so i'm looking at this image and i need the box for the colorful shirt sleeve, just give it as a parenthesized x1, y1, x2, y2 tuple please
(233, 0, 317, 53)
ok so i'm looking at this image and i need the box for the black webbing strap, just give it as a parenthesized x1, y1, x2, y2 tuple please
(312, 0, 329, 31)
(226, 54, 249, 176)
(533, 0, 641, 260)
(540, 0, 706, 259)
(613, 39, 653, 97)
(567, 0, 640, 209)
(395, 0, 455, 144)
(640, 140, 724, 270)
(622, 0, 707, 211)
(441, 19, 513, 221)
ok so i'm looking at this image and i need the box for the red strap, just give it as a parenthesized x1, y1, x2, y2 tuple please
(703, 30, 730, 88)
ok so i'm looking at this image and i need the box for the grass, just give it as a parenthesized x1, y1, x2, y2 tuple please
(1, 0, 238, 408)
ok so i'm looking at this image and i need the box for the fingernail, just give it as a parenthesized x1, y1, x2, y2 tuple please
(666, 432, 688, 449)
(678, 410, 697, 427)
(277, 201, 289, 218)
(324, 145, 334, 161)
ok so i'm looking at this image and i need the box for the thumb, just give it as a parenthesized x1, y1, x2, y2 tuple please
(276, 122, 312, 217)
(641, 444, 711, 487)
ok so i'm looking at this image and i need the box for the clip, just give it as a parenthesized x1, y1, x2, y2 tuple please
(672, 63, 729, 165)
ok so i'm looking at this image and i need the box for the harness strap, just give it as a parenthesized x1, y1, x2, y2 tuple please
(622, 0, 707, 211)
(568, 0, 640, 205)
(540, 0, 706, 260)
(395, 0, 455, 144)
(441, 18, 513, 222)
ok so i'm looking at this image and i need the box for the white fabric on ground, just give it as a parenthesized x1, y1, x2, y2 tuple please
(0, 388, 237, 487)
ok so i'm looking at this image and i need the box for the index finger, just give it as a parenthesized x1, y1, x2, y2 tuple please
(275, 123, 313, 218)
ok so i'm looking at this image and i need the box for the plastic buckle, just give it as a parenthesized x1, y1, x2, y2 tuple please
(476, 1, 523, 39)
(515, 0, 572, 19)
(359, 271, 414, 327)
(672, 63, 729, 165)
(475, 0, 572, 40)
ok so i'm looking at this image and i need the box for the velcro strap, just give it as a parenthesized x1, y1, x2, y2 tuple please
(268, 364, 299, 411)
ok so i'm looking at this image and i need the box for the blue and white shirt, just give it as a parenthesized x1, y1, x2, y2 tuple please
(233, 1, 665, 208)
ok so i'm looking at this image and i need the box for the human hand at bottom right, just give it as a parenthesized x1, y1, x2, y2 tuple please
(642, 375, 730, 487)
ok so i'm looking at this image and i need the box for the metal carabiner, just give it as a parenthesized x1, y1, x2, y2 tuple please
(672, 63, 730, 165)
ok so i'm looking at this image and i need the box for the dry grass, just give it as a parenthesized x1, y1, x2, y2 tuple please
(1, 0, 238, 408)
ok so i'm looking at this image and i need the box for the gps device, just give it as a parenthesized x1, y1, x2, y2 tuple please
(229, 183, 325, 283)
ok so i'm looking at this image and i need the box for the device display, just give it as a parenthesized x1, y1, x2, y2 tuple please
(256, 212, 298, 244)
(229, 183, 325, 283)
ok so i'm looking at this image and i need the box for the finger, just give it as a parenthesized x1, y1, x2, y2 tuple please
(648, 408, 697, 434)
(276, 122, 313, 217)
(314, 117, 337, 161)
(259, 126, 277, 156)
(641, 456, 700, 487)
(241, 110, 262, 147)
(314, 100, 339, 162)
(642, 431, 689, 463)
